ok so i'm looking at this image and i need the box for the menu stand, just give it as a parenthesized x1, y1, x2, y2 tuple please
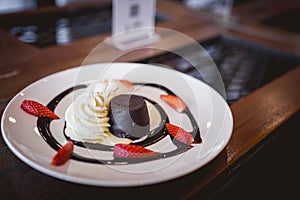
(107, 0, 160, 50)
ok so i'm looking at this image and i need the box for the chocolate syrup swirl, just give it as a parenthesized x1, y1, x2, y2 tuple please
(37, 82, 201, 165)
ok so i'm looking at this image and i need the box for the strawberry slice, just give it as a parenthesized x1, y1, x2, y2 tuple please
(160, 94, 187, 113)
(119, 79, 133, 89)
(166, 123, 194, 145)
(113, 144, 158, 158)
(21, 100, 59, 119)
(51, 141, 74, 166)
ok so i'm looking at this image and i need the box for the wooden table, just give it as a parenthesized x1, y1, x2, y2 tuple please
(0, 1, 299, 199)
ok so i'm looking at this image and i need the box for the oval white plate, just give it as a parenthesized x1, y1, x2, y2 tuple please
(1, 63, 233, 186)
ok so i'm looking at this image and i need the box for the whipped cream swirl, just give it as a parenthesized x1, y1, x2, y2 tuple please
(65, 79, 132, 145)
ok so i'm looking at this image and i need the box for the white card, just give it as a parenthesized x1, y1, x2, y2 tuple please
(111, 0, 160, 50)
(112, 0, 156, 35)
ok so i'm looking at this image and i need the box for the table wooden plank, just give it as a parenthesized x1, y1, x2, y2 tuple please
(229, 66, 300, 162)
(176, 66, 300, 198)
(0, 25, 219, 100)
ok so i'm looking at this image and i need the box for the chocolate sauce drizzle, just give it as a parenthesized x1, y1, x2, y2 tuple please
(37, 82, 201, 165)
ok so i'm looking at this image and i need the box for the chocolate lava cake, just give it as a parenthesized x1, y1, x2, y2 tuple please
(109, 94, 150, 140)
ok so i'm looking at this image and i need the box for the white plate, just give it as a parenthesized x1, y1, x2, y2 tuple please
(1, 63, 233, 186)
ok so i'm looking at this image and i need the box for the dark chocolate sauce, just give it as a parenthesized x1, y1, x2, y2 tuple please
(37, 82, 201, 165)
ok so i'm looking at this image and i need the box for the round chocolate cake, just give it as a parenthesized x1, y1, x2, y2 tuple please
(109, 94, 150, 140)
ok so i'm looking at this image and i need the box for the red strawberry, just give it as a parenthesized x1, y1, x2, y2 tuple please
(113, 144, 158, 158)
(166, 123, 194, 145)
(119, 79, 133, 89)
(160, 94, 187, 113)
(51, 141, 74, 166)
(21, 100, 59, 119)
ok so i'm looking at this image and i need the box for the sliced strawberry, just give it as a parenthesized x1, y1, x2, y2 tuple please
(51, 141, 74, 166)
(160, 94, 187, 113)
(21, 100, 60, 119)
(119, 79, 133, 89)
(113, 144, 158, 158)
(166, 123, 194, 145)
